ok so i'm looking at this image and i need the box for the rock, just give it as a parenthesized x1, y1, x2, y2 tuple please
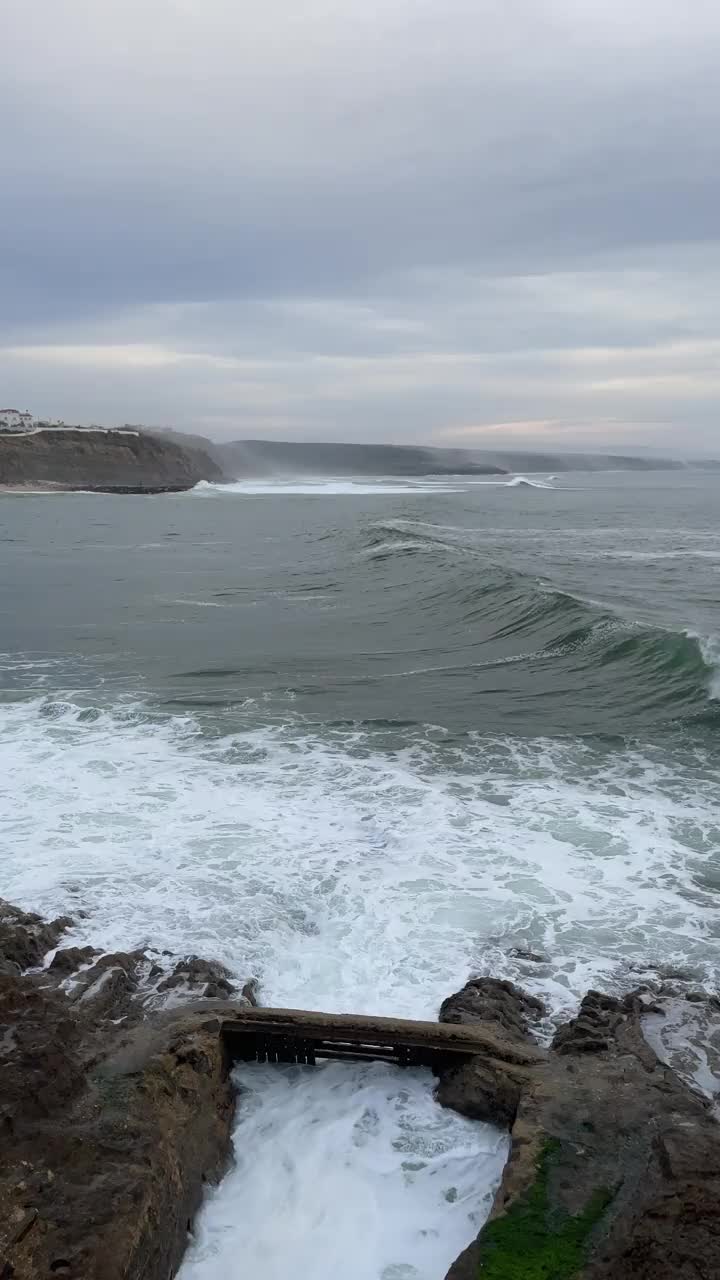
(49, 946, 98, 976)
(241, 978, 260, 1006)
(436, 977, 545, 1127)
(507, 946, 547, 964)
(0, 974, 85, 1124)
(435, 1054, 531, 1127)
(157, 955, 236, 1000)
(0, 901, 255, 1280)
(0, 899, 72, 972)
(441, 981, 720, 1280)
(67, 950, 148, 1027)
(440, 976, 545, 1038)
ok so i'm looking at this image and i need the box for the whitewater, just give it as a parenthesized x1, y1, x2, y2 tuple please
(1, 469, 719, 1278)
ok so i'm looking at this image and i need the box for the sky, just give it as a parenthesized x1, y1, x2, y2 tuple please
(1, 0, 719, 452)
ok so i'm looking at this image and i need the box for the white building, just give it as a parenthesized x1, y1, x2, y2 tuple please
(0, 408, 35, 433)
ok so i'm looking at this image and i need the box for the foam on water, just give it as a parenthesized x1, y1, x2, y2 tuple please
(461, 475, 556, 489)
(2, 698, 719, 1016)
(190, 478, 462, 496)
(178, 1062, 508, 1280)
(2, 695, 719, 1277)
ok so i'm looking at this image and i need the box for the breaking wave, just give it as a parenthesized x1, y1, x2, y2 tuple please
(361, 519, 720, 721)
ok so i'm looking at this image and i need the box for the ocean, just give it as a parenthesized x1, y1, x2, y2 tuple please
(1, 469, 719, 1278)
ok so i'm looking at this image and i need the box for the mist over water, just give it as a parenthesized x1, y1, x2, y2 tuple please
(1, 470, 719, 1278)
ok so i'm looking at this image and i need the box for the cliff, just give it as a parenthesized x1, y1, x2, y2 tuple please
(213, 438, 689, 478)
(215, 438, 507, 476)
(0, 428, 223, 493)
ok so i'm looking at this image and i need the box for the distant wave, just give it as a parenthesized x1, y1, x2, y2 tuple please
(505, 475, 555, 489)
(441, 474, 557, 489)
(189, 478, 462, 496)
(188, 474, 559, 496)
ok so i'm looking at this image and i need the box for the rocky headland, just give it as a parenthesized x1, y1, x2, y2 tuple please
(0, 429, 224, 493)
(2, 424, 704, 495)
(1, 899, 718, 1280)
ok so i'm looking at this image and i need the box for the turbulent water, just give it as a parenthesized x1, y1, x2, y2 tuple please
(1, 470, 719, 1277)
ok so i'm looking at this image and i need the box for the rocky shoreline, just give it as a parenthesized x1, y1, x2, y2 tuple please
(1, 899, 718, 1279)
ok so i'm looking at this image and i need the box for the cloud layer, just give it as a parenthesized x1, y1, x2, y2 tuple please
(2, 0, 719, 449)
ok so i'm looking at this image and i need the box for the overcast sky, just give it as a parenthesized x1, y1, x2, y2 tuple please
(2, 0, 719, 451)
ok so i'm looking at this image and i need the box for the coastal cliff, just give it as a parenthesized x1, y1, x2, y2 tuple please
(0, 428, 223, 493)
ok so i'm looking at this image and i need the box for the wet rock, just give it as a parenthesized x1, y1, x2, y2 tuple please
(49, 946, 98, 976)
(68, 950, 147, 1026)
(157, 955, 236, 1001)
(440, 976, 545, 1040)
(435, 1055, 530, 1127)
(442, 980, 720, 1280)
(0, 902, 255, 1280)
(241, 977, 259, 1007)
(0, 974, 85, 1124)
(507, 946, 547, 964)
(0, 899, 72, 973)
(436, 978, 545, 1126)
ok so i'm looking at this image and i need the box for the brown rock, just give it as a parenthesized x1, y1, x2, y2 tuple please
(0, 902, 255, 1280)
(49, 947, 98, 976)
(0, 899, 72, 973)
(157, 955, 236, 1000)
(441, 981, 720, 1280)
(440, 976, 545, 1039)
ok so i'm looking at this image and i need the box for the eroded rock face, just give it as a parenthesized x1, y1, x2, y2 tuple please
(0, 428, 224, 492)
(441, 981, 720, 1280)
(0, 899, 255, 1280)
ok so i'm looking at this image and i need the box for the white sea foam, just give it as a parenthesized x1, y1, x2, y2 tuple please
(2, 698, 719, 1016)
(2, 696, 719, 1278)
(504, 475, 554, 489)
(190, 478, 461, 496)
(179, 1062, 507, 1280)
(461, 475, 556, 489)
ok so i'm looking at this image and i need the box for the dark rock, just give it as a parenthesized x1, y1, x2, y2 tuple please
(241, 978, 259, 1007)
(435, 1056, 528, 1127)
(441, 979, 720, 1280)
(157, 955, 236, 1000)
(0, 974, 85, 1124)
(68, 951, 149, 1027)
(49, 947, 98, 976)
(0, 903, 255, 1280)
(507, 946, 547, 963)
(439, 976, 545, 1040)
(0, 900, 71, 973)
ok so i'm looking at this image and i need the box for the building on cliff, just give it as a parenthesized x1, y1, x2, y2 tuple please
(0, 409, 34, 432)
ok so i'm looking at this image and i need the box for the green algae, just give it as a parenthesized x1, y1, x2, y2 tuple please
(477, 1140, 614, 1279)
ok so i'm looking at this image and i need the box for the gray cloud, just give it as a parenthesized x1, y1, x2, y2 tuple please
(1, 0, 719, 450)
